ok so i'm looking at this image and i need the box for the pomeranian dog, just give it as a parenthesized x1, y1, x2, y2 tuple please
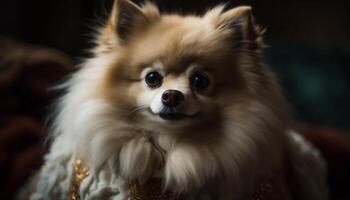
(22, 0, 328, 199)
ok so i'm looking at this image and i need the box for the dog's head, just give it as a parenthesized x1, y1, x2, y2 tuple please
(97, 0, 265, 131)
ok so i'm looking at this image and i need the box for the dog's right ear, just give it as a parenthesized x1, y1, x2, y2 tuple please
(96, 0, 159, 51)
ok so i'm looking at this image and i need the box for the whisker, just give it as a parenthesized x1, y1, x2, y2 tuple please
(127, 105, 148, 116)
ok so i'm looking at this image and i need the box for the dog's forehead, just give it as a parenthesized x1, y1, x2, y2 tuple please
(144, 61, 201, 76)
(128, 15, 232, 73)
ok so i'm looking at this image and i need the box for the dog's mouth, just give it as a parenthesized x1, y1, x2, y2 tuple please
(159, 113, 191, 121)
(148, 109, 199, 121)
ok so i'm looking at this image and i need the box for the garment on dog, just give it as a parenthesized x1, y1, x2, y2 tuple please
(65, 160, 291, 200)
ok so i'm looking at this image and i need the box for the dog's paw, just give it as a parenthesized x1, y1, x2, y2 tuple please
(119, 137, 163, 181)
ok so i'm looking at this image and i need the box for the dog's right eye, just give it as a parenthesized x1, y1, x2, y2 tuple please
(145, 71, 163, 88)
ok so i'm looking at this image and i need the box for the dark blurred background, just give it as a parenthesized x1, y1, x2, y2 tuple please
(0, 0, 349, 199)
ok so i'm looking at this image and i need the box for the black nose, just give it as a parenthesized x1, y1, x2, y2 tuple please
(162, 90, 185, 108)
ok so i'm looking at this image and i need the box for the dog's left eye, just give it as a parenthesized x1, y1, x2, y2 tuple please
(190, 72, 210, 91)
(145, 71, 163, 88)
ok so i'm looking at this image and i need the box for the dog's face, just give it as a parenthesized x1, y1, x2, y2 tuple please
(99, 0, 262, 130)
(135, 62, 216, 122)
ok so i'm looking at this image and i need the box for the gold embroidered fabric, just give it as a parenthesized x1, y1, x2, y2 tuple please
(68, 160, 90, 200)
(251, 170, 291, 200)
(68, 160, 291, 200)
(128, 179, 184, 200)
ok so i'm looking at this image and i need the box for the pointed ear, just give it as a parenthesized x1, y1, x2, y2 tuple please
(109, 0, 148, 42)
(215, 6, 262, 49)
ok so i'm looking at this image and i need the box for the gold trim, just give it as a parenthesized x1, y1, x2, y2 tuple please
(68, 160, 90, 200)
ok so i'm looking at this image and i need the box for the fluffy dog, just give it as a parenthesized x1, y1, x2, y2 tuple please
(24, 0, 328, 199)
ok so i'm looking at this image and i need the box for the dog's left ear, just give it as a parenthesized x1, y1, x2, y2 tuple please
(212, 6, 263, 49)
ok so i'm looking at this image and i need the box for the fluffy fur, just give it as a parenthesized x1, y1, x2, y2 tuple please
(26, 0, 328, 199)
